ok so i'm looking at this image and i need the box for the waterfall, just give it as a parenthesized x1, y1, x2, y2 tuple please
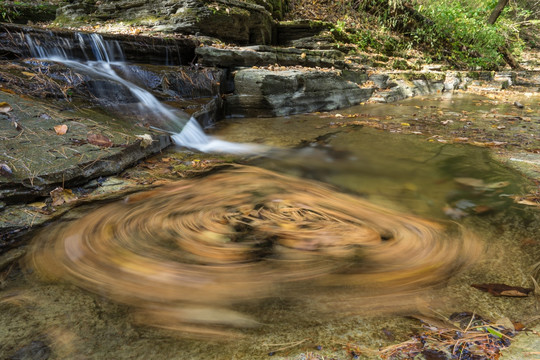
(25, 32, 264, 154)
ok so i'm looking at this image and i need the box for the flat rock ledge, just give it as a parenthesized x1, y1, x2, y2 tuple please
(225, 68, 374, 117)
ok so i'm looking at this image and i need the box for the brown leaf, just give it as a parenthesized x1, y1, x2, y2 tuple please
(50, 187, 78, 206)
(471, 283, 533, 297)
(0, 102, 13, 114)
(87, 133, 113, 147)
(54, 124, 68, 135)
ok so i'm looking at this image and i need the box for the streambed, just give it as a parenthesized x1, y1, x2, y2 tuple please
(1, 91, 540, 359)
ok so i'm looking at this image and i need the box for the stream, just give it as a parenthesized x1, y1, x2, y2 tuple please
(0, 32, 539, 360)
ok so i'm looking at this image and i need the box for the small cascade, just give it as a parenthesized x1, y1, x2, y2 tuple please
(24, 32, 263, 154)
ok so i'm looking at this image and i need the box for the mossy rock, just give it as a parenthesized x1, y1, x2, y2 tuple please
(56, 0, 275, 45)
(0, 3, 58, 24)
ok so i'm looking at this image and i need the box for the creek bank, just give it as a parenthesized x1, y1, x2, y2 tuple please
(1, 23, 540, 254)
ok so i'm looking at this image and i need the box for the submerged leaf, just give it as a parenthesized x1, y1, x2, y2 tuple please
(87, 133, 113, 147)
(471, 283, 533, 297)
(455, 177, 485, 188)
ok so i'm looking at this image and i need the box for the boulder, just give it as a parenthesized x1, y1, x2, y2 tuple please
(225, 69, 374, 117)
(57, 0, 275, 45)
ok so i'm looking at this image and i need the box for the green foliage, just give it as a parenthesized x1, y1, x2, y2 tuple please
(0, 0, 59, 23)
(0, 2, 20, 21)
(346, 0, 527, 70)
(411, 0, 519, 69)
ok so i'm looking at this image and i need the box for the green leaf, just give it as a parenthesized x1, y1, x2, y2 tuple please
(486, 327, 503, 338)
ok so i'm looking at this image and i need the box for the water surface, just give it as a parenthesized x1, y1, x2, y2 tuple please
(1, 94, 539, 360)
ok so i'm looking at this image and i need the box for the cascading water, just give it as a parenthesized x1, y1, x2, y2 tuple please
(24, 32, 264, 154)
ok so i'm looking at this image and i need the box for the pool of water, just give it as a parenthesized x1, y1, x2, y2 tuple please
(1, 95, 539, 360)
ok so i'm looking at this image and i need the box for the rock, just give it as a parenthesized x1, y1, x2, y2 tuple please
(225, 69, 374, 117)
(116, 64, 226, 99)
(276, 20, 336, 49)
(9, 341, 51, 360)
(196, 45, 346, 69)
(494, 72, 514, 89)
(0, 23, 198, 65)
(57, 0, 275, 45)
(369, 73, 391, 89)
(371, 73, 445, 103)
(444, 72, 461, 91)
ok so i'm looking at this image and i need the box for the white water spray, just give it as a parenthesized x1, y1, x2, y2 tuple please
(25, 32, 266, 154)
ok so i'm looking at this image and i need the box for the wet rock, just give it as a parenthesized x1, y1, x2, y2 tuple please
(513, 101, 524, 109)
(0, 90, 172, 205)
(9, 341, 51, 360)
(371, 73, 445, 103)
(196, 45, 346, 69)
(193, 97, 224, 128)
(0, 23, 198, 65)
(225, 69, 373, 117)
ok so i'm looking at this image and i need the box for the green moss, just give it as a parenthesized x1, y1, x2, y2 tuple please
(391, 59, 409, 70)
(398, 72, 445, 81)
(0, 2, 58, 23)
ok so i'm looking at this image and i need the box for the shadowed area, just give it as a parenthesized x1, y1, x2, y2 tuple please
(26, 166, 482, 337)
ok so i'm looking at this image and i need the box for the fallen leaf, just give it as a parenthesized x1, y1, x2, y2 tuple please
(22, 71, 36, 78)
(455, 177, 485, 188)
(401, 122, 410, 127)
(54, 124, 68, 135)
(0, 102, 13, 114)
(514, 198, 539, 206)
(471, 141, 507, 147)
(50, 187, 78, 206)
(485, 181, 510, 189)
(471, 283, 533, 297)
(441, 120, 453, 125)
(87, 133, 113, 147)
(28, 202, 47, 210)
